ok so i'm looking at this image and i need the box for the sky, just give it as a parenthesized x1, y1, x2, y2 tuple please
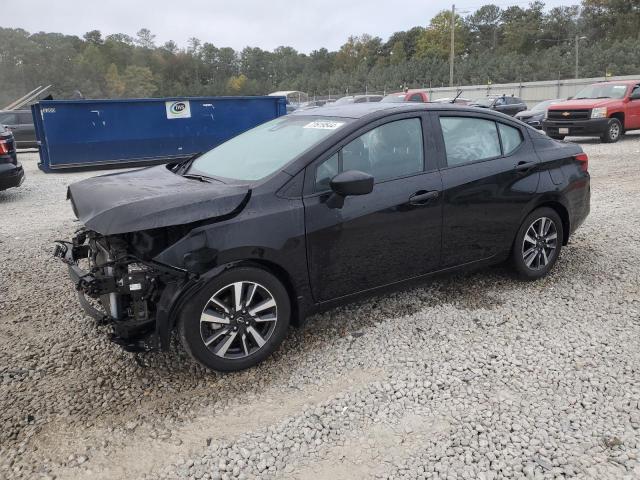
(5, 0, 576, 53)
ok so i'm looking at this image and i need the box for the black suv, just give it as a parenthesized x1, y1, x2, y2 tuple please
(470, 96, 527, 117)
(0, 110, 37, 149)
(0, 124, 24, 191)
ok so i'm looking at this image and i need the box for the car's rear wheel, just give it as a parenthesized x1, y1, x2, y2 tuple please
(601, 118, 622, 143)
(511, 208, 563, 280)
(178, 267, 290, 372)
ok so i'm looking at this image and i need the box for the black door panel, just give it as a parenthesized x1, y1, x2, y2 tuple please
(434, 112, 540, 267)
(304, 172, 442, 302)
(440, 160, 539, 266)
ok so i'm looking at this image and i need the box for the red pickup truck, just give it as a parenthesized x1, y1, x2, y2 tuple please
(543, 80, 640, 143)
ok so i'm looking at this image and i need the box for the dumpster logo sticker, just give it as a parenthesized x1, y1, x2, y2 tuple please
(166, 100, 191, 119)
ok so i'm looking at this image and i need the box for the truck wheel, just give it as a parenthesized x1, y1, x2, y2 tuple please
(601, 118, 622, 143)
(178, 267, 291, 372)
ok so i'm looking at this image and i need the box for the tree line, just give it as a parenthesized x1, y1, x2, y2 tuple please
(1, 0, 639, 106)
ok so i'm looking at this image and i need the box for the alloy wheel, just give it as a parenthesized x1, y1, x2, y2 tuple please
(609, 122, 620, 141)
(199, 281, 278, 359)
(521, 217, 558, 270)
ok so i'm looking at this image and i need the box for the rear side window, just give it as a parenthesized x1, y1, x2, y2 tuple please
(409, 93, 423, 102)
(17, 112, 32, 124)
(439, 117, 501, 166)
(0, 113, 18, 125)
(498, 123, 523, 155)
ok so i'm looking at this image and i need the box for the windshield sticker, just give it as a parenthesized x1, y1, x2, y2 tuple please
(304, 120, 344, 130)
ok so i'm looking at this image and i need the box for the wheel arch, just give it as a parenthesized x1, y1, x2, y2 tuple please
(529, 201, 570, 245)
(233, 258, 303, 327)
(166, 257, 304, 333)
(609, 112, 625, 131)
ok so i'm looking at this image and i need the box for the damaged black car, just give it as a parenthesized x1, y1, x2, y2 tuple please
(55, 103, 590, 371)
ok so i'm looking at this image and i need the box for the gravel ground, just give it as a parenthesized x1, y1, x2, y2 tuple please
(1, 134, 639, 480)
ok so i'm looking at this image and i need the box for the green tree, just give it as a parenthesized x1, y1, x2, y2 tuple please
(135, 28, 156, 49)
(416, 10, 468, 58)
(105, 63, 125, 97)
(122, 65, 157, 97)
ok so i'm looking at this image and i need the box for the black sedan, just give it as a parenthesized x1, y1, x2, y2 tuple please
(0, 124, 24, 191)
(470, 96, 527, 116)
(55, 103, 590, 371)
(515, 99, 564, 129)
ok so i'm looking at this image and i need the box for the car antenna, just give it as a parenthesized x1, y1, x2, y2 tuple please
(450, 89, 463, 104)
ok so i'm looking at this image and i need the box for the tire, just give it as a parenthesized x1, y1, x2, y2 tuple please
(601, 118, 622, 143)
(511, 207, 563, 280)
(548, 135, 565, 141)
(178, 266, 290, 372)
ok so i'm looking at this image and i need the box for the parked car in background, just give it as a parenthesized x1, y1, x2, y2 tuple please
(0, 109, 37, 148)
(381, 89, 429, 103)
(0, 124, 24, 191)
(470, 95, 527, 116)
(334, 95, 383, 105)
(431, 97, 472, 105)
(55, 102, 590, 372)
(515, 99, 564, 129)
(542, 80, 640, 142)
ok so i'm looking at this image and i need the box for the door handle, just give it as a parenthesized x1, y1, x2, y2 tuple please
(515, 161, 536, 172)
(409, 190, 439, 205)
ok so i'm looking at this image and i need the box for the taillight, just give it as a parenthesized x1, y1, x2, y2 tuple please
(574, 153, 588, 172)
(0, 139, 10, 155)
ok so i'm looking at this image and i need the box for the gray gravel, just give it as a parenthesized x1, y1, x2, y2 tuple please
(1, 133, 639, 480)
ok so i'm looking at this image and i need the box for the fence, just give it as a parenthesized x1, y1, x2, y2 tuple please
(309, 74, 640, 106)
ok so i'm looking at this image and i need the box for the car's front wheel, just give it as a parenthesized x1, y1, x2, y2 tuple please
(178, 267, 290, 372)
(601, 118, 622, 143)
(511, 208, 563, 280)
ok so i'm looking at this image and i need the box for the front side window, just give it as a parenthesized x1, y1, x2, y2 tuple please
(314, 118, 424, 190)
(439, 117, 501, 166)
(189, 116, 351, 181)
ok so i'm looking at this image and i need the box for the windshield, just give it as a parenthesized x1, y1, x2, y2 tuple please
(531, 99, 559, 112)
(333, 96, 355, 105)
(472, 97, 495, 107)
(574, 84, 628, 100)
(381, 95, 405, 103)
(188, 116, 351, 181)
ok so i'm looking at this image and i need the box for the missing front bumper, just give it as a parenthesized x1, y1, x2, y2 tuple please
(53, 239, 161, 352)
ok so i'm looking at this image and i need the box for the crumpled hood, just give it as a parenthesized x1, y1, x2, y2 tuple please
(67, 165, 250, 235)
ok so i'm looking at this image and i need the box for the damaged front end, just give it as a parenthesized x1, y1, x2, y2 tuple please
(54, 229, 193, 352)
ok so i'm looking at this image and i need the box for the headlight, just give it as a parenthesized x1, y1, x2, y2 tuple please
(591, 107, 607, 119)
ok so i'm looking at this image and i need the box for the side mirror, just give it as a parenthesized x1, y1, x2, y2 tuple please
(326, 170, 374, 209)
(630, 91, 640, 101)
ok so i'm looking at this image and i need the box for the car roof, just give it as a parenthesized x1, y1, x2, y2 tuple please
(289, 102, 495, 119)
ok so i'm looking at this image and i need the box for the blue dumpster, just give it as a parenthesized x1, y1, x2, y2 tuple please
(32, 96, 287, 172)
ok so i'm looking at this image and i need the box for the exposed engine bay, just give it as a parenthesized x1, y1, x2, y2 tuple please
(54, 228, 194, 351)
